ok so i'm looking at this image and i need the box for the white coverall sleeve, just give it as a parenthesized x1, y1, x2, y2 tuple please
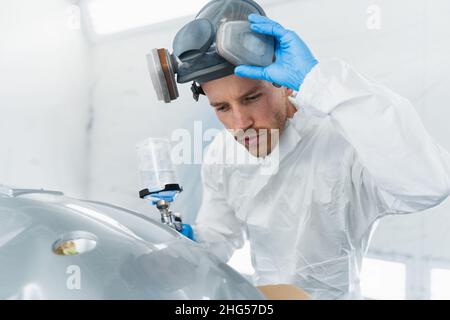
(192, 162, 246, 263)
(297, 59, 450, 218)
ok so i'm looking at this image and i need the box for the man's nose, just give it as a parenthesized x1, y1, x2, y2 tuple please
(232, 106, 254, 130)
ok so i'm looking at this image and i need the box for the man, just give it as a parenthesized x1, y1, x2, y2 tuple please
(183, 14, 450, 299)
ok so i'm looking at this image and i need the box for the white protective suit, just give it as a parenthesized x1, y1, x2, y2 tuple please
(192, 59, 450, 299)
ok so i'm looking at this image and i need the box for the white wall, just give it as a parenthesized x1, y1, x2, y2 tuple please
(0, 0, 90, 198)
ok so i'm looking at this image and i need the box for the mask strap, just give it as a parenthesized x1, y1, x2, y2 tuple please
(191, 82, 205, 102)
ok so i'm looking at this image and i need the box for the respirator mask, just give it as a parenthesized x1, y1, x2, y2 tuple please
(147, 0, 275, 103)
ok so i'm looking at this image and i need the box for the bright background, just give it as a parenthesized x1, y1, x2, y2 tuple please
(1, 0, 450, 299)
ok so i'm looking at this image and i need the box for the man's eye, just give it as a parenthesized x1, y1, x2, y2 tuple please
(245, 94, 261, 102)
(216, 106, 230, 112)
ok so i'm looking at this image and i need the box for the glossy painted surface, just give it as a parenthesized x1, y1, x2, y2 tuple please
(0, 187, 264, 300)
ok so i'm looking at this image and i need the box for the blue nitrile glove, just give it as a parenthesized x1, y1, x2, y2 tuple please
(235, 14, 318, 92)
(180, 223, 196, 241)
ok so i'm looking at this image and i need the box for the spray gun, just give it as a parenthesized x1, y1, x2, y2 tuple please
(139, 184, 184, 232)
(136, 138, 184, 232)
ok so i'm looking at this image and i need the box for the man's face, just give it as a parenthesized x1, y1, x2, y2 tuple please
(202, 74, 296, 157)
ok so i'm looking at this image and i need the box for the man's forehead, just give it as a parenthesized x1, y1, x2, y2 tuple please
(202, 75, 265, 103)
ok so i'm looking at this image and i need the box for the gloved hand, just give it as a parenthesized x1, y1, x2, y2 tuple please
(234, 14, 318, 92)
(179, 223, 196, 241)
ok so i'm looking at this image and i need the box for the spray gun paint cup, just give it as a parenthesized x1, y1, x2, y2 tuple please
(136, 138, 182, 203)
